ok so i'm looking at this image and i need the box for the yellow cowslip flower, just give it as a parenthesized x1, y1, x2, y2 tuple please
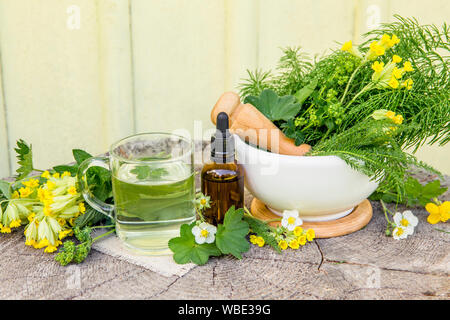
(403, 61, 413, 72)
(426, 201, 450, 224)
(278, 240, 288, 250)
(249, 234, 257, 244)
(12, 191, 19, 199)
(69, 218, 76, 226)
(306, 229, 315, 241)
(52, 172, 60, 179)
(380, 34, 391, 45)
(58, 218, 66, 226)
(61, 171, 71, 178)
(402, 78, 413, 90)
(288, 239, 300, 250)
(46, 180, 56, 190)
(19, 187, 33, 198)
(388, 34, 400, 47)
(78, 202, 86, 214)
(1, 226, 11, 233)
(41, 171, 51, 179)
(43, 206, 52, 216)
(256, 236, 265, 247)
(293, 226, 303, 237)
(393, 114, 404, 124)
(44, 245, 59, 253)
(58, 229, 72, 240)
(388, 77, 399, 89)
(341, 40, 352, 52)
(22, 179, 39, 188)
(298, 235, 307, 246)
(35, 238, 49, 249)
(9, 219, 21, 228)
(392, 67, 403, 79)
(25, 239, 36, 247)
(27, 212, 36, 222)
(371, 61, 384, 73)
(385, 110, 396, 119)
(67, 186, 77, 195)
(369, 41, 385, 56)
(392, 55, 402, 63)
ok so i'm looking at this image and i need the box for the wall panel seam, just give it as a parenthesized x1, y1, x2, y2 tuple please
(128, 0, 137, 134)
(0, 38, 12, 175)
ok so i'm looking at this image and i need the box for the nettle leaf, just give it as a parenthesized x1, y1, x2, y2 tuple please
(53, 165, 78, 176)
(73, 149, 93, 165)
(215, 206, 250, 259)
(169, 222, 221, 265)
(130, 166, 168, 180)
(0, 180, 12, 199)
(244, 89, 302, 121)
(14, 139, 33, 179)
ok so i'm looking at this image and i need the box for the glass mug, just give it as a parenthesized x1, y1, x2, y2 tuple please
(78, 133, 196, 255)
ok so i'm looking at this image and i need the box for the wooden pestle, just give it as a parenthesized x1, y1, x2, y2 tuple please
(211, 92, 311, 156)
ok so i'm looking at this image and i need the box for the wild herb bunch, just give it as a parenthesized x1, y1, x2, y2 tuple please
(238, 15, 449, 202)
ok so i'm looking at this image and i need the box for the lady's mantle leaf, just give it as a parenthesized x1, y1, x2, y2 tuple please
(244, 89, 301, 121)
(0, 180, 12, 199)
(169, 222, 221, 265)
(215, 206, 250, 259)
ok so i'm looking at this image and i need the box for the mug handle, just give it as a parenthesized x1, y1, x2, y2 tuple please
(78, 157, 115, 220)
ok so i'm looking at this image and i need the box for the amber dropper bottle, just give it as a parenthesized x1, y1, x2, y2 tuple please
(201, 112, 244, 225)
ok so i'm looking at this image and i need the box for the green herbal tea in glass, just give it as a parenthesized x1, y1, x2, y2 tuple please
(79, 133, 196, 255)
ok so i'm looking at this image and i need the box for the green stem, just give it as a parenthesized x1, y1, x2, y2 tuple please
(195, 207, 206, 222)
(380, 200, 392, 224)
(343, 82, 373, 110)
(91, 228, 115, 242)
(340, 64, 364, 104)
(434, 228, 450, 234)
(91, 225, 115, 229)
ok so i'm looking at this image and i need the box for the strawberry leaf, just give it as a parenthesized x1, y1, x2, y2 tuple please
(215, 206, 250, 259)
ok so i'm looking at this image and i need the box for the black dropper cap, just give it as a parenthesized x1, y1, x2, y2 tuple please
(211, 112, 235, 163)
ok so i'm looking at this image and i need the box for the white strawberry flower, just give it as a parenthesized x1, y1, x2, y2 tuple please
(281, 210, 303, 231)
(392, 210, 418, 240)
(192, 222, 217, 244)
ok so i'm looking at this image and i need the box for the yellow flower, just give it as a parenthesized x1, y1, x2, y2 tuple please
(388, 34, 400, 47)
(68, 186, 77, 195)
(44, 245, 58, 253)
(43, 206, 53, 216)
(61, 171, 71, 178)
(46, 180, 56, 190)
(58, 229, 72, 240)
(58, 218, 66, 226)
(403, 61, 413, 72)
(385, 111, 396, 119)
(1, 225, 11, 233)
(341, 40, 352, 52)
(289, 239, 300, 250)
(393, 114, 404, 125)
(27, 212, 36, 222)
(380, 34, 391, 45)
(426, 201, 450, 224)
(78, 202, 86, 214)
(256, 236, 265, 247)
(278, 240, 288, 250)
(388, 77, 399, 89)
(392, 67, 403, 79)
(52, 172, 60, 179)
(392, 55, 402, 63)
(12, 191, 19, 199)
(298, 235, 307, 246)
(25, 239, 36, 246)
(402, 78, 413, 90)
(41, 171, 51, 179)
(19, 187, 33, 198)
(69, 218, 76, 226)
(9, 219, 21, 228)
(249, 234, 257, 244)
(293, 226, 304, 237)
(23, 179, 39, 188)
(371, 61, 384, 73)
(306, 229, 315, 241)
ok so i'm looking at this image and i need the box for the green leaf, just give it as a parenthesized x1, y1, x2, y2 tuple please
(75, 205, 106, 228)
(293, 78, 317, 105)
(243, 216, 281, 253)
(169, 222, 222, 265)
(14, 139, 34, 179)
(0, 180, 11, 199)
(244, 89, 302, 121)
(215, 206, 250, 259)
(53, 165, 78, 176)
(130, 166, 168, 180)
(73, 149, 93, 165)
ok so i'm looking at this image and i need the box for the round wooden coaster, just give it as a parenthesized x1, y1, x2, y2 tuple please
(250, 198, 373, 238)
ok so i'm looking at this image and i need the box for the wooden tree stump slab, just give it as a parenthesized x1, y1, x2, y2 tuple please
(250, 198, 373, 238)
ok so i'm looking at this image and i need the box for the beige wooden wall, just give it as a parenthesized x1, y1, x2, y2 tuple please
(0, 0, 449, 178)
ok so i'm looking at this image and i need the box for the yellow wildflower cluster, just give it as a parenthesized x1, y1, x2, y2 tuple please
(371, 109, 404, 125)
(425, 200, 450, 224)
(341, 33, 400, 61)
(278, 227, 315, 250)
(371, 56, 414, 90)
(249, 235, 265, 247)
(0, 171, 87, 253)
